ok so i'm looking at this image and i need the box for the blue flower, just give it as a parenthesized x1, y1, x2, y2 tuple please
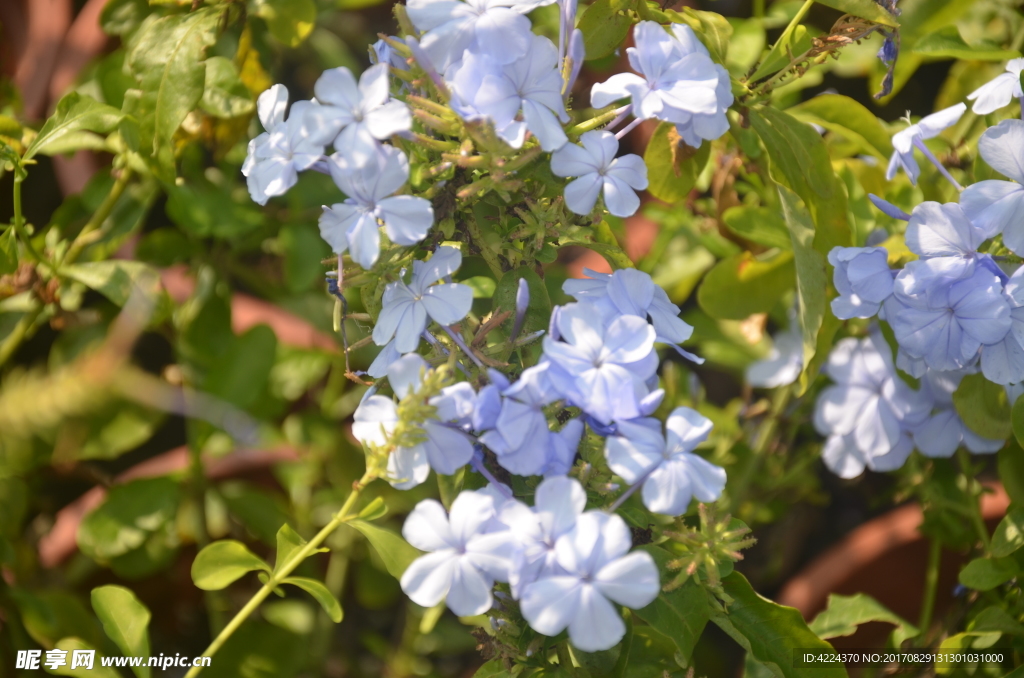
(813, 333, 930, 478)
(886, 104, 965, 186)
(406, 0, 555, 72)
(352, 355, 475, 489)
(590, 23, 730, 146)
(967, 58, 1024, 115)
(961, 120, 1024, 252)
(542, 302, 657, 424)
(304, 65, 411, 161)
(911, 369, 1005, 456)
(372, 247, 474, 353)
(746, 315, 803, 388)
(242, 85, 324, 205)
(889, 263, 1011, 372)
(604, 407, 726, 516)
(904, 201, 985, 282)
(828, 246, 894, 319)
(400, 491, 516, 615)
(562, 267, 701, 361)
(980, 265, 1024, 385)
(447, 35, 569, 151)
(550, 132, 648, 217)
(319, 146, 434, 269)
(518, 511, 659, 652)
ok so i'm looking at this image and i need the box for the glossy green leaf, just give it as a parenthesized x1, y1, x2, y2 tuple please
(473, 660, 513, 678)
(492, 267, 552, 337)
(913, 26, 1021, 61)
(90, 586, 151, 678)
(633, 546, 711, 664)
(283, 577, 343, 623)
(99, 0, 149, 36)
(205, 325, 278, 409)
(813, 0, 898, 25)
(24, 92, 123, 161)
(78, 477, 181, 561)
(714, 572, 845, 678)
(578, 0, 633, 60)
(697, 250, 795, 320)
(45, 638, 120, 678)
(348, 519, 422, 579)
(200, 57, 255, 118)
(809, 593, 918, 647)
(722, 207, 792, 250)
(953, 373, 1011, 441)
(959, 556, 1019, 591)
(191, 540, 271, 590)
(748, 106, 852, 256)
(125, 8, 220, 164)
(254, 0, 318, 47)
(61, 260, 163, 307)
(274, 523, 328, 574)
(777, 186, 829, 395)
(644, 122, 711, 203)
(992, 506, 1024, 557)
(787, 94, 893, 160)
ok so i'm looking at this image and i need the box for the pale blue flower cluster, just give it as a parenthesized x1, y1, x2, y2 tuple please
(400, 477, 659, 651)
(813, 83, 1024, 476)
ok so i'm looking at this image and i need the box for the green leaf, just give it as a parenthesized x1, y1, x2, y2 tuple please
(722, 207, 792, 250)
(953, 372, 1011, 441)
(969, 605, 1024, 637)
(274, 523, 327, 574)
(205, 325, 278, 409)
(61, 260, 162, 307)
(992, 506, 1024, 557)
(697, 250, 795, 320)
(644, 122, 711, 203)
(1000, 441, 1024, 506)
(100, 0, 149, 36)
(777, 186, 829, 396)
(200, 57, 256, 118)
(90, 586, 151, 678)
(633, 546, 711, 664)
(24, 92, 123, 161)
(77, 405, 164, 461)
(220, 481, 292, 545)
(913, 26, 1021, 61)
(577, 0, 633, 60)
(254, 0, 318, 48)
(714, 572, 845, 678)
(357, 496, 388, 521)
(125, 9, 220, 164)
(193, 621, 305, 678)
(191, 540, 271, 590)
(348, 519, 422, 579)
(809, 593, 918, 647)
(282, 577, 343, 622)
(473, 660, 512, 678)
(0, 228, 17, 275)
(747, 106, 852, 256)
(437, 469, 465, 511)
(165, 178, 265, 239)
(492, 267, 552, 337)
(811, 0, 898, 25)
(77, 477, 181, 561)
(45, 638, 121, 678)
(959, 556, 1019, 591)
(1011, 390, 1024, 449)
(787, 94, 894, 160)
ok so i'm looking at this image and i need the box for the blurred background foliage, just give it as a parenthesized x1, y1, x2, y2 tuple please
(1, 0, 1023, 676)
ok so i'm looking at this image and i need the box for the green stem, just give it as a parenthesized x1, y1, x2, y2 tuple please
(462, 218, 504, 278)
(729, 386, 790, 513)
(957, 448, 991, 553)
(747, 0, 815, 93)
(0, 306, 42, 368)
(753, 0, 765, 18)
(183, 471, 375, 678)
(570, 105, 628, 136)
(62, 168, 133, 266)
(917, 539, 941, 639)
(11, 177, 52, 273)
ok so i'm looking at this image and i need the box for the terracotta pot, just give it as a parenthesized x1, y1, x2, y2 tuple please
(776, 483, 1010, 644)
